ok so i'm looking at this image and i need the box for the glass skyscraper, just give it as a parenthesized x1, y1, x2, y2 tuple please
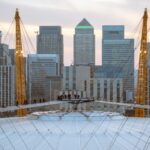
(74, 18, 95, 65)
(27, 54, 60, 103)
(102, 25, 134, 100)
(37, 26, 63, 76)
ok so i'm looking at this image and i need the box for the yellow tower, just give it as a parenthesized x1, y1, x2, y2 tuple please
(135, 8, 148, 117)
(15, 9, 27, 117)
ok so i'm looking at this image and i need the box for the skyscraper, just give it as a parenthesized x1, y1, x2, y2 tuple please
(27, 54, 61, 103)
(0, 44, 11, 65)
(37, 26, 63, 76)
(0, 66, 15, 107)
(74, 18, 95, 65)
(102, 25, 134, 100)
(0, 31, 15, 107)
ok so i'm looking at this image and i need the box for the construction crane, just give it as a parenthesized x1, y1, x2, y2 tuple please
(135, 8, 148, 117)
(15, 9, 27, 117)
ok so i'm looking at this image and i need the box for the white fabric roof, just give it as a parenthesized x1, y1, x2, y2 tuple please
(0, 111, 150, 150)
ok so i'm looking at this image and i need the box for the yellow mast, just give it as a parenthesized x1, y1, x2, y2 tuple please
(135, 8, 148, 117)
(15, 9, 27, 116)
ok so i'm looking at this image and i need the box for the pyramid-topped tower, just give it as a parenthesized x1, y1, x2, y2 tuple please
(74, 18, 95, 65)
(76, 18, 93, 29)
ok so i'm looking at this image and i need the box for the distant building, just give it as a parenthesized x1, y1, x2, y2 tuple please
(0, 44, 11, 65)
(102, 25, 134, 101)
(0, 31, 12, 65)
(37, 26, 64, 76)
(74, 18, 95, 65)
(63, 65, 123, 103)
(0, 65, 15, 107)
(94, 65, 123, 102)
(63, 65, 91, 97)
(8, 49, 15, 65)
(0, 32, 15, 107)
(27, 54, 61, 103)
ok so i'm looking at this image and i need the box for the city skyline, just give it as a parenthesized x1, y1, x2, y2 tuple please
(0, 0, 149, 66)
(0, 2, 150, 148)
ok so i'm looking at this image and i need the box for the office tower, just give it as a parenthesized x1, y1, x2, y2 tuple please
(27, 54, 61, 103)
(37, 26, 63, 76)
(74, 18, 95, 65)
(9, 49, 15, 65)
(94, 65, 123, 102)
(102, 25, 134, 100)
(63, 65, 123, 104)
(0, 31, 7, 65)
(0, 31, 12, 65)
(0, 44, 11, 65)
(0, 32, 15, 107)
(0, 66, 15, 107)
(63, 65, 91, 97)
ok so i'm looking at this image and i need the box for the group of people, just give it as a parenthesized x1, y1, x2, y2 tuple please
(57, 93, 80, 100)
(32, 98, 46, 104)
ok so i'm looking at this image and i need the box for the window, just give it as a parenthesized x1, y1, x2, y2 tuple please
(84, 80, 87, 91)
(110, 80, 113, 101)
(117, 80, 120, 102)
(73, 83, 76, 90)
(104, 80, 107, 100)
(66, 83, 69, 90)
(97, 80, 100, 99)
(90, 80, 94, 97)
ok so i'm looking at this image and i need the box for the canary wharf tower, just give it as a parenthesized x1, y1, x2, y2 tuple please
(74, 18, 95, 65)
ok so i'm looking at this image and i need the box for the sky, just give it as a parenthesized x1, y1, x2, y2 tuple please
(0, 0, 150, 66)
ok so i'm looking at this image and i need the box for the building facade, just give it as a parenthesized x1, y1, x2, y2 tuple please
(102, 25, 134, 100)
(0, 44, 11, 65)
(8, 49, 15, 65)
(0, 32, 15, 107)
(63, 65, 123, 102)
(94, 65, 123, 102)
(27, 54, 61, 103)
(63, 65, 91, 97)
(74, 19, 95, 65)
(0, 65, 15, 107)
(37, 26, 64, 76)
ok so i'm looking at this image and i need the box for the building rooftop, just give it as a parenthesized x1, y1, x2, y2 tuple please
(39, 26, 61, 34)
(28, 54, 59, 58)
(76, 18, 93, 29)
(28, 54, 59, 62)
(0, 111, 149, 150)
(102, 25, 124, 31)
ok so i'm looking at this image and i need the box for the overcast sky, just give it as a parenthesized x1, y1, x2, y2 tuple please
(0, 0, 150, 66)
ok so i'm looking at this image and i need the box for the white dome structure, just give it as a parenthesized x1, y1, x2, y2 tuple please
(0, 111, 150, 150)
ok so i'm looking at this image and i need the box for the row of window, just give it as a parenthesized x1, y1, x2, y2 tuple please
(65, 80, 121, 101)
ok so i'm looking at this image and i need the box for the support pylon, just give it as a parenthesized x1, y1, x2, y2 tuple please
(15, 9, 27, 117)
(135, 8, 148, 117)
